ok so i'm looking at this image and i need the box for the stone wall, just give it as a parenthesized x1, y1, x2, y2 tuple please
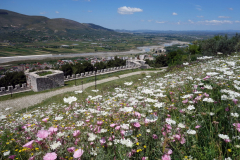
(0, 83, 28, 96)
(26, 70, 64, 92)
(0, 65, 138, 96)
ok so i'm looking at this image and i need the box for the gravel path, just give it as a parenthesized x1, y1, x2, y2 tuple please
(0, 70, 165, 114)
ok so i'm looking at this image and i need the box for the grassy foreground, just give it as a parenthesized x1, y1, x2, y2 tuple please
(1, 55, 240, 160)
(0, 68, 150, 102)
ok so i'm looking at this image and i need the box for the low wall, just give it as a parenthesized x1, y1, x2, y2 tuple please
(64, 65, 138, 81)
(0, 83, 29, 96)
(0, 65, 137, 96)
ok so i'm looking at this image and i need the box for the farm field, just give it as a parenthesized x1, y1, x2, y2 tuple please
(1, 55, 240, 159)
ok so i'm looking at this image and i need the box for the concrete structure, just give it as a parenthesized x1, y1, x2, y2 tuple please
(26, 70, 64, 92)
(126, 56, 150, 69)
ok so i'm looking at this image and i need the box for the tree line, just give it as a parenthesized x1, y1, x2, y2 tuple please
(147, 33, 240, 67)
(0, 71, 26, 89)
(60, 56, 126, 76)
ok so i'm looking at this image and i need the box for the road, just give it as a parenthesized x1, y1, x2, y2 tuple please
(0, 70, 166, 114)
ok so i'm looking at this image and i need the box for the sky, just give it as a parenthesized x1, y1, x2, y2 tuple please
(1, 0, 240, 31)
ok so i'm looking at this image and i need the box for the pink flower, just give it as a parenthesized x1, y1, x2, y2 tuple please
(9, 155, 16, 159)
(110, 123, 116, 127)
(43, 152, 57, 160)
(225, 107, 230, 111)
(233, 99, 238, 105)
(152, 134, 158, 139)
(97, 121, 103, 126)
(195, 125, 201, 129)
(224, 139, 231, 143)
(37, 130, 49, 139)
(73, 130, 80, 137)
(48, 127, 58, 133)
(142, 157, 148, 160)
(233, 123, 240, 132)
(133, 122, 141, 128)
(115, 126, 121, 130)
(134, 112, 141, 118)
(100, 137, 106, 144)
(182, 99, 188, 104)
(42, 118, 49, 122)
(28, 156, 35, 160)
(67, 147, 75, 153)
(180, 137, 186, 144)
(162, 154, 171, 160)
(73, 149, 84, 158)
(23, 140, 34, 149)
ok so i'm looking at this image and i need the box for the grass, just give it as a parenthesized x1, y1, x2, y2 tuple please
(2, 55, 240, 159)
(36, 71, 53, 76)
(0, 68, 160, 101)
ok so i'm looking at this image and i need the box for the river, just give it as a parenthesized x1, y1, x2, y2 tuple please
(0, 41, 189, 64)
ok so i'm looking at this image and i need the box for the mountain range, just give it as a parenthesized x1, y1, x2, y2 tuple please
(0, 9, 117, 42)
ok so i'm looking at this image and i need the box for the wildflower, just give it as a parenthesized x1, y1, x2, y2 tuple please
(203, 98, 214, 102)
(166, 118, 176, 125)
(187, 129, 196, 135)
(162, 154, 171, 160)
(178, 123, 185, 128)
(50, 141, 61, 150)
(48, 127, 58, 133)
(23, 140, 34, 149)
(195, 125, 201, 129)
(218, 134, 230, 140)
(63, 96, 77, 104)
(43, 152, 57, 160)
(37, 130, 49, 139)
(187, 105, 195, 111)
(73, 149, 84, 158)
(152, 134, 158, 139)
(233, 123, 240, 132)
(73, 130, 80, 137)
(124, 82, 133, 86)
(55, 116, 63, 120)
(67, 147, 75, 153)
(133, 122, 141, 128)
(3, 150, 10, 156)
(225, 157, 232, 160)
(88, 133, 97, 141)
(8, 155, 16, 159)
(56, 132, 65, 137)
(75, 90, 83, 94)
(231, 113, 239, 118)
(42, 118, 49, 122)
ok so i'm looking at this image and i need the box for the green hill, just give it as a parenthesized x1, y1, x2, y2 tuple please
(0, 9, 115, 42)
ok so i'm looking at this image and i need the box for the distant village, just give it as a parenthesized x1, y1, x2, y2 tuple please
(0, 54, 156, 78)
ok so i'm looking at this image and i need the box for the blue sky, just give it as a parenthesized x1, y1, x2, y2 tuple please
(1, 0, 240, 30)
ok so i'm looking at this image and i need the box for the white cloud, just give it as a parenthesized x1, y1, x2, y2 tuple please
(198, 20, 233, 25)
(218, 16, 230, 19)
(88, 10, 92, 12)
(55, 11, 59, 14)
(229, 8, 233, 10)
(156, 21, 165, 24)
(177, 21, 180, 25)
(195, 5, 202, 11)
(188, 20, 194, 24)
(141, 20, 145, 22)
(40, 11, 46, 15)
(235, 21, 240, 23)
(172, 12, 177, 16)
(148, 20, 153, 22)
(118, 6, 143, 15)
(197, 16, 204, 18)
